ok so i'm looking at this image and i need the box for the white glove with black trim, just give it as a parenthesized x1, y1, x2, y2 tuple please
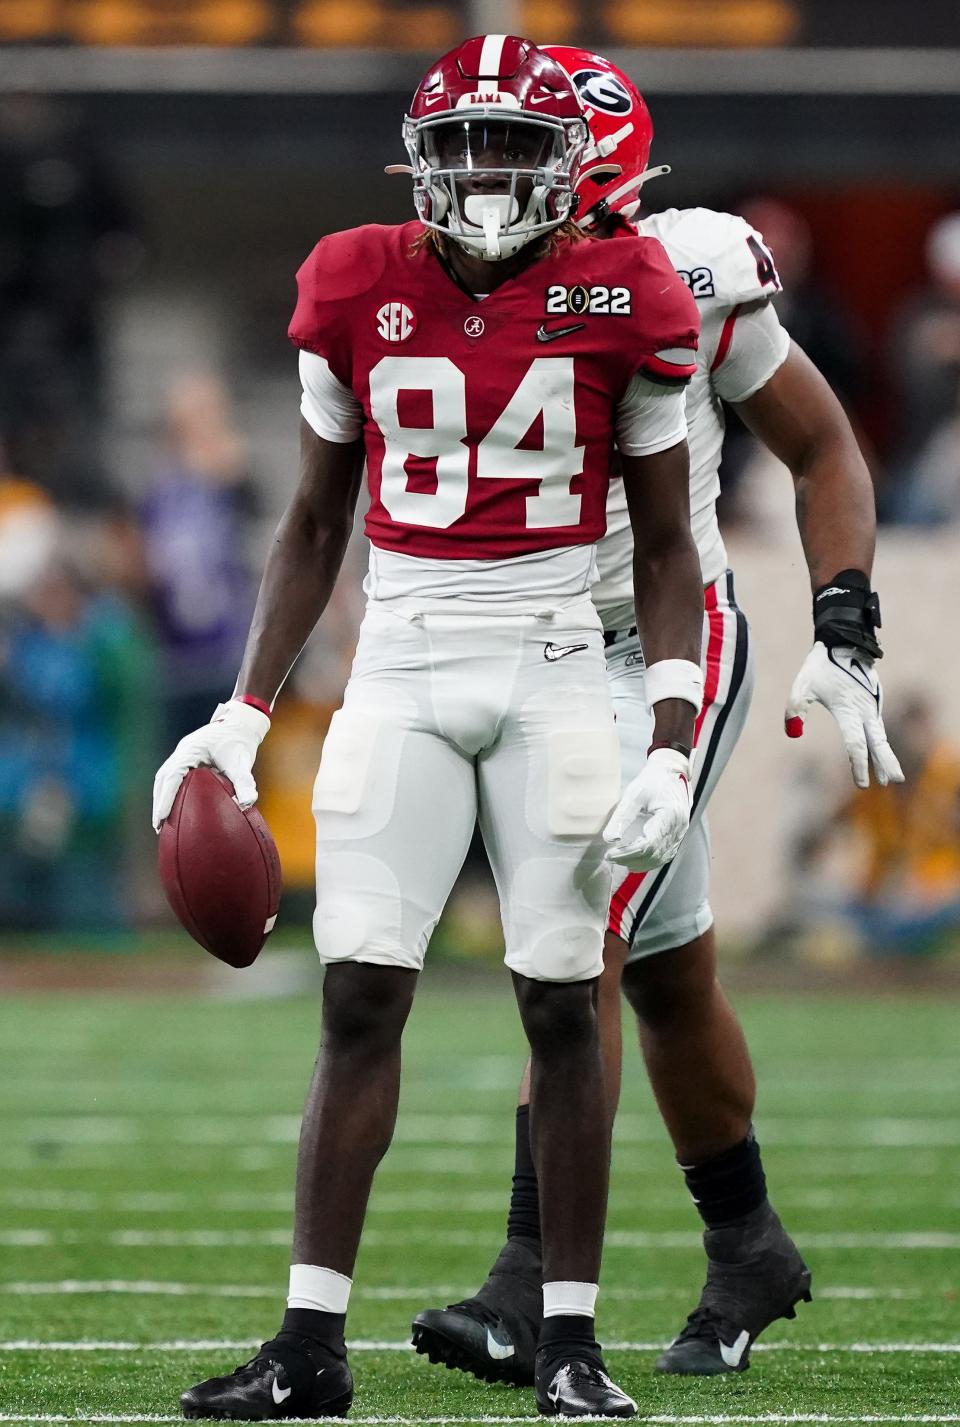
(785, 642, 903, 789)
(151, 698, 271, 831)
(603, 747, 693, 871)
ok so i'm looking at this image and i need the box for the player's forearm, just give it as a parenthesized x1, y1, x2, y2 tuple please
(234, 429, 364, 707)
(632, 533, 703, 747)
(736, 343, 875, 590)
(792, 429, 875, 589)
(234, 506, 351, 707)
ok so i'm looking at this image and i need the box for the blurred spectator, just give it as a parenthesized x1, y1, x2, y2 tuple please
(894, 373, 960, 525)
(718, 197, 869, 524)
(888, 213, 960, 470)
(0, 92, 139, 506)
(888, 214, 960, 523)
(741, 197, 867, 408)
(141, 373, 259, 746)
(0, 493, 158, 933)
(780, 695, 960, 958)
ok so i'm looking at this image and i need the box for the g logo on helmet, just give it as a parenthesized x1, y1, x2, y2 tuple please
(376, 302, 417, 343)
(572, 69, 632, 116)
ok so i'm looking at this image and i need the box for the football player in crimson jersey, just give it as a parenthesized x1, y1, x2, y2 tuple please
(152, 34, 708, 1422)
(412, 47, 904, 1386)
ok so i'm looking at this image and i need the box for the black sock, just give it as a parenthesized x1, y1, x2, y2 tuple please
(680, 1127, 768, 1228)
(281, 1307, 347, 1356)
(506, 1104, 541, 1246)
(538, 1313, 600, 1362)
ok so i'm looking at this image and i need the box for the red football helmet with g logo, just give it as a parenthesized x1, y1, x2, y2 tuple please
(401, 34, 588, 261)
(544, 47, 668, 229)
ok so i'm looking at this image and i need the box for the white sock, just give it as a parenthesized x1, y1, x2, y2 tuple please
(287, 1263, 352, 1314)
(542, 1280, 598, 1318)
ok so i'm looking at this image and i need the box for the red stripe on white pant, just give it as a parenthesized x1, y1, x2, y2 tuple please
(607, 580, 726, 942)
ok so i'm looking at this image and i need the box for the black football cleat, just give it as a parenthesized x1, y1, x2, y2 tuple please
(180, 1331, 353, 1419)
(655, 1202, 812, 1376)
(411, 1236, 542, 1386)
(535, 1349, 637, 1419)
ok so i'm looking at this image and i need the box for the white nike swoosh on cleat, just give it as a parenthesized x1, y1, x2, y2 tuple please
(485, 1327, 516, 1360)
(271, 1378, 292, 1404)
(718, 1329, 751, 1368)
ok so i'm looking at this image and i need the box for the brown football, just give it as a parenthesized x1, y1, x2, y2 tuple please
(158, 767, 282, 968)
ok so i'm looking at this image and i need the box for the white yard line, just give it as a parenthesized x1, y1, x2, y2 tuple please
(3, 1187, 957, 1214)
(2, 1416, 960, 1426)
(0, 1280, 932, 1301)
(5, 1227, 960, 1249)
(2, 1339, 959, 1354)
(6, 1113, 960, 1149)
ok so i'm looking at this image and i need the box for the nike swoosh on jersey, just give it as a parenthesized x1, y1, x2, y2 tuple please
(485, 1327, 516, 1360)
(544, 641, 589, 661)
(718, 1329, 751, 1369)
(536, 322, 587, 343)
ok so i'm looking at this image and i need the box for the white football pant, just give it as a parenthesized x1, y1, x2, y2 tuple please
(312, 594, 620, 982)
(606, 571, 754, 961)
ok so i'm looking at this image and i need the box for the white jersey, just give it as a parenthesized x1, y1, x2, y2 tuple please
(594, 207, 791, 631)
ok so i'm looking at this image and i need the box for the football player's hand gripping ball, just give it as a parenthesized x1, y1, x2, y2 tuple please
(603, 746, 693, 871)
(785, 643, 903, 790)
(152, 699, 271, 831)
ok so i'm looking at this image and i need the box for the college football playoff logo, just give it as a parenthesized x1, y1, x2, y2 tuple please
(376, 302, 416, 343)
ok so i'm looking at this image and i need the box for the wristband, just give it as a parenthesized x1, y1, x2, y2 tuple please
(644, 658, 704, 712)
(648, 739, 692, 759)
(235, 694, 273, 719)
(813, 569, 883, 660)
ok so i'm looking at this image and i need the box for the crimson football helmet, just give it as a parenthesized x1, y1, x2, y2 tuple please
(544, 46, 669, 228)
(400, 34, 588, 261)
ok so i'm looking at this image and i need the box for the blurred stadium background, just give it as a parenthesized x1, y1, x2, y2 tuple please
(1, 5, 959, 1423)
(1, 0, 958, 961)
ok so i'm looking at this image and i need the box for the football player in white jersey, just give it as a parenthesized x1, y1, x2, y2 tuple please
(413, 46, 903, 1386)
(151, 35, 712, 1422)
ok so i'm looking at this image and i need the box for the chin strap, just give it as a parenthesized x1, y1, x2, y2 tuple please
(482, 205, 502, 259)
(577, 164, 672, 229)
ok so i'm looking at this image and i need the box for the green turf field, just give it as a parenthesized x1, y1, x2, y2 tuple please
(1, 967, 959, 1424)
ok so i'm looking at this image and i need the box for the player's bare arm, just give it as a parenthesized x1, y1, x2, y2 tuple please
(151, 425, 363, 830)
(734, 340, 903, 788)
(236, 422, 365, 705)
(735, 336, 874, 586)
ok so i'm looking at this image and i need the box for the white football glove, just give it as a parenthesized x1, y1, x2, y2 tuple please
(785, 642, 904, 790)
(603, 747, 693, 872)
(151, 698, 271, 832)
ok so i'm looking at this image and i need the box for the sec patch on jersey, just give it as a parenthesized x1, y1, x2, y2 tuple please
(158, 767, 281, 968)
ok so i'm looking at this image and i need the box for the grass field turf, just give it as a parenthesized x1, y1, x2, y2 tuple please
(0, 966, 958, 1424)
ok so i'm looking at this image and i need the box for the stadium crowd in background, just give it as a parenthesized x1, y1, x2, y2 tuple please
(1, 90, 959, 941)
(772, 695, 960, 959)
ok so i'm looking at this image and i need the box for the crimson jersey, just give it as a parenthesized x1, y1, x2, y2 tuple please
(289, 220, 698, 563)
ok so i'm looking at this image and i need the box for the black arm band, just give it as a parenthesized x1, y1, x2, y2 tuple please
(813, 568, 883, 659)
